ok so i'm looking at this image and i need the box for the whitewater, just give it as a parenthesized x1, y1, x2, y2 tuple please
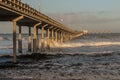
(0, 33, 120, 55)
(0, 33, 120, 80)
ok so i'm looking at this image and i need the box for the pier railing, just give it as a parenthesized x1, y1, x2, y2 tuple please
(0, 0, 86, 63)
(0, 0, 75, 33)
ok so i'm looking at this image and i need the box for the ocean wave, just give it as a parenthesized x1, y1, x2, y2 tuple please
(0, 36, 4, 41)
(0, 45, 13, 49)
(57, 41, 120, 48)
(0, 36, 27, 41)
(0, 36, 11, 41)
(0, 43, 28, 49)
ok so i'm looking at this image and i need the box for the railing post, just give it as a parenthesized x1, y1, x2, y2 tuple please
(12, 16, 23, 63)
(33, 23, 41, 53)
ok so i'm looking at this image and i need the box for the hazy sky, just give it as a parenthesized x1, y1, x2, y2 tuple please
(0, 0, 120, 33)
(22, 0, 120, 14)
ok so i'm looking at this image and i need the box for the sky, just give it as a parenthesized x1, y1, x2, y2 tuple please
(0, 0, 120, 33)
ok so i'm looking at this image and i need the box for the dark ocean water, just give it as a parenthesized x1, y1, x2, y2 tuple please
(0, 33, 120, 80)
(56, 33, 120, 54)
(0, 33, 120, 55)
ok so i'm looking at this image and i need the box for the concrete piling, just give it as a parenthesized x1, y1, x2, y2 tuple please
(13, 16, 23, 63)
(0, 0, 85, 63)
(33, 23, 41, 53)
(28, 27, 32, 52)
(47, 28, 50, 49)
(18, 26, 22, 54)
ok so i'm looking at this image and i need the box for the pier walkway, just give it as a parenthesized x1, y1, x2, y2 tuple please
(0, 0, 85, 63)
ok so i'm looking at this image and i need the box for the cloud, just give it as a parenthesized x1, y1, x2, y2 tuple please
(0, 12, 120, 33)
(47, 12, 120, 33)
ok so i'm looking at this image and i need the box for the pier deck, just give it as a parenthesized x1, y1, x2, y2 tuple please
(0, 0, 84, 63)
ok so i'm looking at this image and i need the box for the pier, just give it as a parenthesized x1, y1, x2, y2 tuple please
(0, 0, 84, 63)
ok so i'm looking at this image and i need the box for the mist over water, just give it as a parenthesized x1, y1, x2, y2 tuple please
(0, 34, 31, 55)
(0, 33, 120, 55)
(53, 33, 120, 55)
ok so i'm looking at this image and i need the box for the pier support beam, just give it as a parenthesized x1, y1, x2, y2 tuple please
(28, 27, 32, 52)
(33, 23, 41, 53)
(63, 32, 65, 42)
(18, 26, 22, 54)
(67, 33, 69, 41)
(59, 31, 61, 43)
(52, 29, 54, 43)
(13, 16, 23, 63)
(65, 33, 67, 41)
(64, 32, 67, 42)
(55, 31, 58, 42)
(47, 28, 50, 49)
(69, 34, 71, 40)
(55, 29, 59, 43)
(36, 28, 39, 50)
(60, 32, 63, 43)
(41, 24, 48, 51)
(41, 26, 45, 51)
(57, 31, 59, 43)
(69, 33, 71, 40)
(58, 31, 61, 43)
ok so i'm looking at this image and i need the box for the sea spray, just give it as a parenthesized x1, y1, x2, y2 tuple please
(54, 41, 120, 48)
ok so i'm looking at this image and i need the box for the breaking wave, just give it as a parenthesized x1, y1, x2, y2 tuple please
(0, 36, 27, 41)
(0, 36, 11, 41)
(58, 41, 120, 48)
(0, 36, 4, 41)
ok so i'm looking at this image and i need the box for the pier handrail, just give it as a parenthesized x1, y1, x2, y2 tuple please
(0, 0, 77, 34)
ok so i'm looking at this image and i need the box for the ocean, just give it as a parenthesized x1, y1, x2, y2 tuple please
(57, 33, 120, 54)
(0, 33, 120, 55)
(0, 33, 120, 80)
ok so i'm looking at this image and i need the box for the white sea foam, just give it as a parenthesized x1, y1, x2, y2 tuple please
(0, 41, 28, 49)
(0, 41, 120, 50)
(0, 36, 4, 41)
(0, 36, 12, 41)
(57, 41, 120, 48)
(0, 45, 13, 49)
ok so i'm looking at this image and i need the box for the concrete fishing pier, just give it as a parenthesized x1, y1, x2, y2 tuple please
(0, 0, 85, 63)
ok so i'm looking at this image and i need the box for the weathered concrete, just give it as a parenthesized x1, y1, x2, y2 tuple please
(41, 24, 48, 51)
(33, 23, 41, 53)
(47, 28, 50, 50)
(28, 27, 32, 52)
(0, 0, 85, 63)
(13, 16, 24, 63)
(18, 26, 22, 54)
